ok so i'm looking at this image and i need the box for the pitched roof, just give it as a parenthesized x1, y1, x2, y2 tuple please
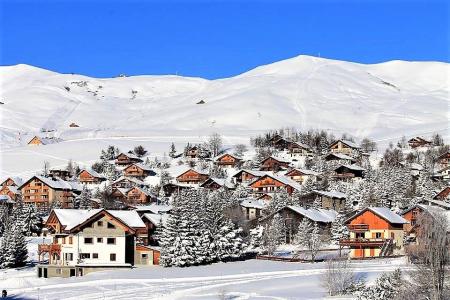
(250, 173, 303, 192)
(200, 177, 235, 189)
(112, 176, 146, 186)
(28, 135, 61, 145)
(142, 213, 169, 227)
(0, 176, 24, 186)
(125, 163, 154, 172)
(334, 164, 366, 172)
(325, 153, 356, 161)
(213, 153, 242, 162)
(261, 156, 291, 164)
(175, 167, 209, 178)
(330, 139, 360, 149)
(284, 206, 338, 223)
(349, 207, 408, 224)
(232, 169, 267, 178)
(19, 175, 82, 191)
(132, 204, 172, 214)
(312, 190, 347, 199)
(420, 199, 450, 210)
(285, 168, 320, 176)
(289, 141, 311, 150)
(240, 198, 267, 209)
(79, 168, 106, 179)
(116, 152, 142, 160)
(128, 186, 157, 198)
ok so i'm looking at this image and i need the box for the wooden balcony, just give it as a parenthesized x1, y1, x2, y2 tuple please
(339, 238, 386, 247)
(38, 243, 61, 254)
(348, 224, 369, 232)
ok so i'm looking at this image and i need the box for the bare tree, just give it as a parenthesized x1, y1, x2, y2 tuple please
(406, 210, 449, 300)
(208, 133, 223, 157)
(322, 259, 365, 296)
(360, 137, 377, 152)
(234, 144, 248, 157)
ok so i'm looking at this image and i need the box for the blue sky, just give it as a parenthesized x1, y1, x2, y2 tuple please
(1, 0, 448, 79)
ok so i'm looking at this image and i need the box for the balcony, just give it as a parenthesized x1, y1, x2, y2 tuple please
(38, 243, 61, 254)
(339, 238, 386, 247)
(348, 224, 369, 232)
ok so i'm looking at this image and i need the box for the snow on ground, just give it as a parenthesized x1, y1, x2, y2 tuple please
(2, 257, 410, 300)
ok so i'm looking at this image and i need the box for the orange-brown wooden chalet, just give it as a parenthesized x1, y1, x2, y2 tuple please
(176, 168, 209, 184)
(78, 169, 106, 184)
(214, 153, 241, 168)
(232, 169, 266, 184)
(340, 207, 408, 258)
(115, 152, 143, 166)
(329, 140, 360, 156)
(259, 156, 290, 172)
(287, 141, 313, 157)
(0, 185, 20, 201)
(126, 186, 156, 205)
(123, 163, 155, 179)
(249, 173, 301, 195)
(408, 137, 431, 149)
(1, 177, 24, 187)
(284, 168, 320, 184)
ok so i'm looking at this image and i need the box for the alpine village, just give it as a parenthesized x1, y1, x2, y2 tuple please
(1, 130, 449, 297)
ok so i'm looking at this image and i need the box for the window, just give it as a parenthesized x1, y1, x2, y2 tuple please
(93, 253, 98, 259)
(62, 237, 66, 244)
(110, 253, 116, 261)
(97, 238, 103, 243)
(69, 237, 73, 244)
(375, 232, 382, 239)
(107, 222, 116, 229)
(97, 221, 103, 227)
(56, 268, 62, 275)
(80, 253, 90, 259)
(65, 253, 73, 261)
(107, 238, 116, 245)
(84, 237, 93, 244)
(141, 254, 148, 259)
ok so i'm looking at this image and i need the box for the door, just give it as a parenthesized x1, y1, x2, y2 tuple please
(70, 269, 75, 277)
(354, 249, 364, 258)
(43, 268, 48, 278)
(153, 251, 160, 265)
(369, 248, 375, 257)
(38, 268, 42, 278)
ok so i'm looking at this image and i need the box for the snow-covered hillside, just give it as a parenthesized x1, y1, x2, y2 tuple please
(1, 55, 448, 147)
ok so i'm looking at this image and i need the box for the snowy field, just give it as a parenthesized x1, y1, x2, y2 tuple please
(1, 256, 409, 300)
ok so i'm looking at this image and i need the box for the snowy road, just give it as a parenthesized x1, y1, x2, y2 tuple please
(3, 258, 409, 300)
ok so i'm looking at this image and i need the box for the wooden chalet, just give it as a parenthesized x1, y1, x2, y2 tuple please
(287, 141, 313, 157)
(340, 207, 408, 258)
(329, 140, 360, 156)
(111, 188, 129, 203)
(272, 137, 290, 150)
(259, 156, 290, 172)
(27, 135, 60, 146)
(435, 166, 450, 181)
(434, 186, 450, 201)
(401, 204, 450, 240)
(126, 186, 157, 205)
(0, 185, 20, 201)
(214, 153, 242, 168)
(332, 165, 365, 181)
(249, 173, 301, 196)
(232, 169, 266, 184)
(176, 168, 209, 185)
(112, 176, 146, 189)
(49, 168, 71, 180)
(200, 177, 235, 190)
(437, 151, 450, 169)
(161, 182, 190, 197)
(115, 152, 143, 166)
(19, 175, 81, 209)
(284, 168, 320, 184)
(408, 137, 432, 149)
(300, 190, 347, 211)
(123, 163, 155, 179)
(324, 153, 356, 164)
(262, 206, 337, 243)
(78, 169, 106, 184)
(185, 145, 210, 159)
(1, 176, 24, 187)
(240, 198, 266, 221)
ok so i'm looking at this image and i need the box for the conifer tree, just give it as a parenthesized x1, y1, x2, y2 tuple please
(169, 142, 177, 158)
(78, 185, 92, 209)
(330, 212, 349, 244)
(263, 213, 285, 254)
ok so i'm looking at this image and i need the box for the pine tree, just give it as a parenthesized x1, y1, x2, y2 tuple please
(357, 269, 402, 300)
(169, 142, 177, 158)
(330, 212, 349, 244)
(78, 185, 92, 209)
(247, 225, 264, 253)
(263, 213, 285, 254)
(294, 218, 313, 246)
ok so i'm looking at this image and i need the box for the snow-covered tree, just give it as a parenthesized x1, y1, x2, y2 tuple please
(169, 142, 177, 158)
(247, 225, 264, 253)
(356, 269, 402, 300)
(294, 218, 313, 246)
(263, 213, 285, 254)
(330, 212, 349, 244)
(78, 185, 92, 209)
(265, 190, 290, 216)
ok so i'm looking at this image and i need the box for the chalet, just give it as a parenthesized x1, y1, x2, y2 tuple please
(329, 140, 360, 156)
(49, 168, 71, 180)
(408, 137, 432, 149)
(27, 135, 60, 146)
(249, 173, 302, 196)
(401, 204, 450, 240)
(115, 152, 143, 166)
(232, 169, 266, 184)
(0, 185, 20, 201)
(340, 207, 408, 258)
(112, 176, 146, 189)
(185, 145, 210, 159)
(433, 186, 450, 201)
(284, 168, 320, 184)
(1, 176, 24, 187)
(272, 137, 291, 151)
(213, 153, 242, 168)
(78, 169, 106, 184)
(332, 165, 365, 181)
(287, 141, 313, 157)
(240, 198, 266, 220)
(111, 188, 129, 203)
(123, 163, 155, 179)
(263, 206, 337, 243)
(141, 213, 169, 246)
(175, 168, 209, 185)
(300, 190, 347, 211)
(324, 153, 356, 164)
(200, 177, 235, 190)
(259, 156, 291, 172)
(437, 151, 450, 169)
(38, 209, 150, 278)
(126, 186, 157, 205)
(19, 176, 81, 209)
(161, 182, 190, 197)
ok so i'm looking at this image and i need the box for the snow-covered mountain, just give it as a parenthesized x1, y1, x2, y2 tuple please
(1, 55, 449, 148)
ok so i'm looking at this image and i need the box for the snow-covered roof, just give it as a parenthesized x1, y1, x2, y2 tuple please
(115, 188, 130, 196)
(325, 153, 356, 161)
(240, 198, 267, 209)
(285, 206, 337, 223)
(28, 135, 61, 145)
(261, 156, 291, 164)
(79, 168, 106, 179)
(420, 199, 450, 210)
(116, 152, 142, 160)
(367, 207, 408, 224)
(232, 169, 267, 178)
(213, 153, 241, 162)
(129, 186, 157, 197)
(285, 168, 320, 176)
(20, 175, 82, 191)
(132, 204, 172, 214)
(0, 176, 24, 186)
(399, 162, 424, 171)
(142, 213, 169, 227)
(108, 210, 146, 228)
(250, 173, 302, 192)
(201, 177, 235, 189)
(289, 141, 311, 150)
(312, 190, 347, 199)
(174, 167, 209, 177)
(335, 164, 365, 172)
(331, 139, 360, 149)
(113, 176, 146, 186)
(127, 163, 154, 172)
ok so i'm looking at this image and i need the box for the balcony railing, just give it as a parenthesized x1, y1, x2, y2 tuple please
(38, 243, 61, 254)
(339, 238, 386, 247)
(348, 224, 369, 231)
